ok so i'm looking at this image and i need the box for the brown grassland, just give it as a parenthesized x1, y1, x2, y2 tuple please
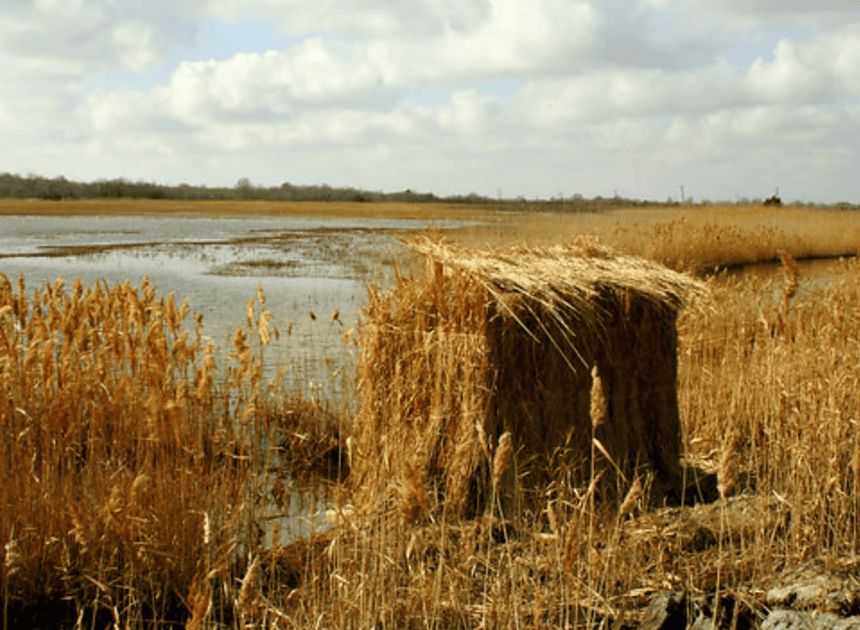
(3, 199, 860, 628)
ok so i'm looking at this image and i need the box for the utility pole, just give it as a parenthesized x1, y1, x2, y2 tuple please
(680, 185, 685, 204)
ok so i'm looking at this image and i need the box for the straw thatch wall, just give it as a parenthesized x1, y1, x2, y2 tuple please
(351, 237, 704, 521)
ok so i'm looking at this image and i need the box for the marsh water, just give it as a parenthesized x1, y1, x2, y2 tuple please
(3, 213, 845, 363)
(0, 212, 452, 541)
(0, 213, 446, 388)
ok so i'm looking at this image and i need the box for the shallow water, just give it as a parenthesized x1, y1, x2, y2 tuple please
(0, 213, 440, 389)
(718, 255, 852, 299)
(0, 211, 469, 544)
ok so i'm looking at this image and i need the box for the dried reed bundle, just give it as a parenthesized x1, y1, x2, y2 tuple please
(352, 238, 704, 519)
(590, 365, 608, 431)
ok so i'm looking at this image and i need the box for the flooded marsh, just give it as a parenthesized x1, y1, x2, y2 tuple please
(0, 212, 447, 390)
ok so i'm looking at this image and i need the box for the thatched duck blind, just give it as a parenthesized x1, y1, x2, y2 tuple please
(351, 238, 705, 520)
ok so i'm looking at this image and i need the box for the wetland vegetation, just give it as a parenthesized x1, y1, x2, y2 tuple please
(2, 197, 860, 628)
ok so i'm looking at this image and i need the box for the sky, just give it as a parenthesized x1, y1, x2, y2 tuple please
(2, 0, 859, 204)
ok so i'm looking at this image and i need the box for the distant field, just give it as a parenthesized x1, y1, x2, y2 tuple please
(448, 203, 860, 273)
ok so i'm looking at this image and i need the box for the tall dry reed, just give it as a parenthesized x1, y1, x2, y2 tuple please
(0, 272, 280, 627)
(6, 228, 860, 628)
(254, 254, 860, 629)
(450, 204, 860, 274)
(679, 257, 860, 568)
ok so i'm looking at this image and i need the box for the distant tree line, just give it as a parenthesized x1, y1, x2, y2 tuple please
(0, 173, 493, 205)
(0, 173, 852, 209)
(0, 173, 668, 209)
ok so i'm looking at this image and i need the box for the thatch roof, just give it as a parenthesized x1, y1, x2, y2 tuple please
(353, 237, 705, 518)
(413, 237, 704, 312)
(410, 237, 706, 369)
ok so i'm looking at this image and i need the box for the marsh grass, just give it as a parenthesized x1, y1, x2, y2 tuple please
(257, 251, 860, 628)
(679, 257, 860, 558)
(450, 204, 860, 274)
(0, 272, 300, 627)
(5, 203, 860, 627)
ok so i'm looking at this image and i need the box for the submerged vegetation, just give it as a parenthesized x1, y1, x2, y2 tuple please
(2, 199, 860, 628)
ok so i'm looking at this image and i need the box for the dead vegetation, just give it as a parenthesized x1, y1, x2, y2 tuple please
(448, 203, 860, 274)
(0, 273, 300, 627)
(4, 206, 860, 627)
(267, 249, 860, 629)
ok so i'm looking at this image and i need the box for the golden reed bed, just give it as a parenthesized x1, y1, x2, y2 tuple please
(3, 199, 860, 627)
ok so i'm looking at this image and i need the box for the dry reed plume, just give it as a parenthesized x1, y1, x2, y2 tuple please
(0, 272, 292, 627)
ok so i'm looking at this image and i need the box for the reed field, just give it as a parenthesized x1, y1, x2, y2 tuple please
(6, 198, 860, 272)
(3, 199, 860, 628)
(448, 203, 860, 273)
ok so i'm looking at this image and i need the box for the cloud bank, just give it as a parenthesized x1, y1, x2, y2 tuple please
(2, 0, 859, 202)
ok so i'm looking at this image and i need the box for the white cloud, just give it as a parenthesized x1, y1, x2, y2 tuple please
(744, 25, 860, 102)
(588, 117, 664, 149)
(510, 62, 744, 128)
(0, 1, 184, 74)
(745, 40, 826, 102)
(110, 22, 163, 72)
(437, 90, 500, 136)
(204, 0, 497, 38)
(107, 0, 599, 133)
(88, 90, 145, 133)
(0, 0, 859, 202)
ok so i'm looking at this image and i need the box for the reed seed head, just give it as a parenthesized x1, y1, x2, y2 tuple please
(590, 364, 608, 431)
(246, 297, 255, 329)
(618, 476, 643, 520)
(492, 431, 514, 488)
(778, 248, 799, 306)
(258, 310, 273, 346)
